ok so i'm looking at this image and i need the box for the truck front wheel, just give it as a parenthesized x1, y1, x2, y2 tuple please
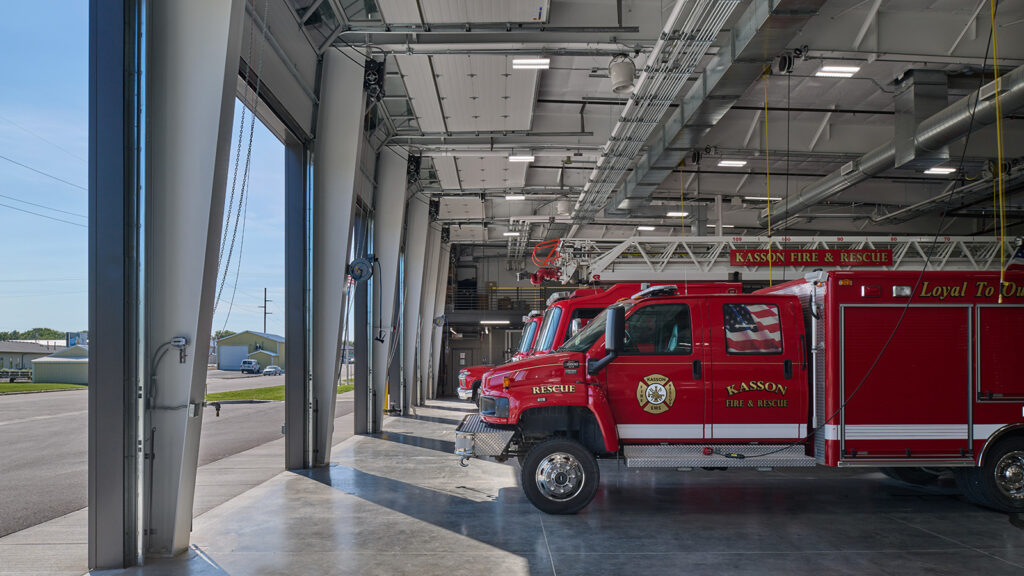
(957, 436, 1024, 512)
(520, 438, 599, 514)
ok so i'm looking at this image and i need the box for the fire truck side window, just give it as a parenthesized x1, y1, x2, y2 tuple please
(622, 304, 692, 355)
(723, 303, 782, 354)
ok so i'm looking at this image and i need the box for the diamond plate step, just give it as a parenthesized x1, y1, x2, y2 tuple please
(623, 444, 817, 468)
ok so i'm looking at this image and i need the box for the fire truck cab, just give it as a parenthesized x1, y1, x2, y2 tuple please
(458, 310, 543, 402)
(455, 271, 1024, 515)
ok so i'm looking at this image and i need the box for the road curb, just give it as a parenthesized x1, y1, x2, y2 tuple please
(0, 387, 88, 396)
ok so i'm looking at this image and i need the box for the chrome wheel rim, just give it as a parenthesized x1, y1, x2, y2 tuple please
(994, 450, 1024, 501)
(535, 452, 585, 501)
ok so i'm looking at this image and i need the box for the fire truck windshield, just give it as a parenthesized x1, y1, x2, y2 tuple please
(517, 320, 539, 354)
(558, 303, 634, 353)
(534, 307, 562, 352)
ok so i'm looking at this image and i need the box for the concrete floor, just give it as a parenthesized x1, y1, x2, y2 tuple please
(94, 398, 1023, 576)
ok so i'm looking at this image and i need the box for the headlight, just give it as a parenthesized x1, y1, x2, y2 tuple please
(479, 396, 509, 418)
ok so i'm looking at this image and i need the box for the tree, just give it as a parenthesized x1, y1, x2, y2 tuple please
(213, 329, 236, 341)
(0, 328, 66, 341)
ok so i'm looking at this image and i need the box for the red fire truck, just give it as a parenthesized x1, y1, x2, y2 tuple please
(458, 310, 544, 402)
(455, 271, 1024, 515)
(458, 283, 741, 401)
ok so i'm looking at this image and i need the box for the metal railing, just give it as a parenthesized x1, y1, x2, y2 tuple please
(446, 286, 584, 312)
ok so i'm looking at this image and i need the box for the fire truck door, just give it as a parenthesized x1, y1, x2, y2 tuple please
(707, 302, 807, 441)
(605, 301, 705, 442)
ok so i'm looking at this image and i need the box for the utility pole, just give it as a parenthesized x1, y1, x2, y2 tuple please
(258, 287, 272, 333)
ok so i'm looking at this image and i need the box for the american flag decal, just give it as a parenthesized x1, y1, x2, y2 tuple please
(1007, 245, 1024, 271)
(724, 304, 782, 354)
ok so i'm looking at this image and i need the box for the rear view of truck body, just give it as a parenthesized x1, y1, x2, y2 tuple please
(760, 270, 1024, 469)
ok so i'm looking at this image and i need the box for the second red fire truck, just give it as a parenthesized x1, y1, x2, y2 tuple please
(455, 270, 1024, 515)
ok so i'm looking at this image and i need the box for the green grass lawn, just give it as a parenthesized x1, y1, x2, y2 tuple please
(206, 384, 354, 402)
(0, 383, 87, 394)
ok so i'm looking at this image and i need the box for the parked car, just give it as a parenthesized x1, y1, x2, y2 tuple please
(240, 359, 261, 374)
(262, 365, 283, 375)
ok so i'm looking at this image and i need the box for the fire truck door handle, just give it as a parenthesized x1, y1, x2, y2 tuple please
(799, 334, 807, 369)
(692, 360, 702, 380)
(783, 359, 793, 380)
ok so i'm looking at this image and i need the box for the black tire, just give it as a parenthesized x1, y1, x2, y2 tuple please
(955, 436, 1024, 513)
(471, 381, 481, 405)
(520, 438, 599, 514)
(880, 467, 942, 486)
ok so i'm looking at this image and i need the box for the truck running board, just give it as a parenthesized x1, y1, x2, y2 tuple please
(623, 444, 817, 469)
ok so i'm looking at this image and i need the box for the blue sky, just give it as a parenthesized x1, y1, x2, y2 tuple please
(0, 1, 285, 336)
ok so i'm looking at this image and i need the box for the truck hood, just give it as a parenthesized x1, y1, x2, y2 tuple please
(480, 351, 586, 396)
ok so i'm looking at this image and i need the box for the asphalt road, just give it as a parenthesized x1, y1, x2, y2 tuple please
(0, 378, 355, 537)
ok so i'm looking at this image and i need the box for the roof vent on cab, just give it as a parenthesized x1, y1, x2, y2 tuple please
(631, 285, 678, 299)
(546, 291, 574, 306)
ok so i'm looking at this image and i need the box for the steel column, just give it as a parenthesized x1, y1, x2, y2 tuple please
(417, 226, 442, 405)
(88, 0, 139, 568)
(311, 49, 365, 463)
(371, 148, 409, 416)
(353, 212, 372, 433)
(401, 195, 430, 412)
(429, 243, 452, 398)
(144, 0, 244, 556)
(284, 139, 309, 469)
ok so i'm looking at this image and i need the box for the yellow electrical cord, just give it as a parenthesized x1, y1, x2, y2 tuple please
(764, 72, 773, 286)
(991, 0, 1007, 302)
(680, 162, 686, 236)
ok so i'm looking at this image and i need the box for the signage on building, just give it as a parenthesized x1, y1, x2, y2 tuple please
(729, 249, 893, 267)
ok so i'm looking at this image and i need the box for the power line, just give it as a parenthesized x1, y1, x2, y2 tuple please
(0, 114, 87, 163)
(0, 201, 87, 228)
(0, 192, 86, 218)
(0, 153, 87, 191)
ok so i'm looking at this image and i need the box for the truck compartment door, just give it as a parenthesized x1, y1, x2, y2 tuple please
(839, 305, 971, 459)
(976, 304, 1024, 401)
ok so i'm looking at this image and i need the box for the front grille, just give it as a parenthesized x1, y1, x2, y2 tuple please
(479, 396, 508, 418)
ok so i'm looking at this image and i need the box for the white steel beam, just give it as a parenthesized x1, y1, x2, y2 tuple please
(418, 226, 442, 405)
(312, 49, 366, 461)
(372, 148, 409, 416)
(401, 193, 430, 413)
(429, 243, 451, 399)
(145, 0, 244, 557)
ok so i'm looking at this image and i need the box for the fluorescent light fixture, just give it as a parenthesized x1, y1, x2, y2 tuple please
(508, 155, 535, 162)
(815, 65, 860, 78)
(710, 224, 736, 228)
(637, 225, 656, 231)
(480, 320, 511, 325)
(718, 160, 747, 167)
(924, 167, 956, 174)
(503, 231, 521, 237)
(666, 211, 689, 217)
(512, 58, 550, 70)
(744, 196, 782, 201)
(820, 65, 861, 73)
(505, 195, 526, 200)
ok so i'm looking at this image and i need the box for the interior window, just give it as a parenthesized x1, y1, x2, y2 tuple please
(723, 303, 782, 354)
(562, 307, 601, 343)
(622, 303, 692, 355)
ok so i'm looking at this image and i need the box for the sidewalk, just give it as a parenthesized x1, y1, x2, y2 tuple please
(0, 394, 357, 576)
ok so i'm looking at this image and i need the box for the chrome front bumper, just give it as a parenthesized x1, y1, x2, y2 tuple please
(456, 387, 474, 401)
(454, 414, 515, 465)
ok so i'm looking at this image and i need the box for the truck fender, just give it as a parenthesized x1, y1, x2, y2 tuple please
(978, 423, 1024, 465)
(587, 385, 619, 453)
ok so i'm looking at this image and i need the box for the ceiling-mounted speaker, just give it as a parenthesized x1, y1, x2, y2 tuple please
(777, 53, 794, 74)
(609, 55, 636, 94)
(364, 58, 385, 101)
(407, 155, 421, 184)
